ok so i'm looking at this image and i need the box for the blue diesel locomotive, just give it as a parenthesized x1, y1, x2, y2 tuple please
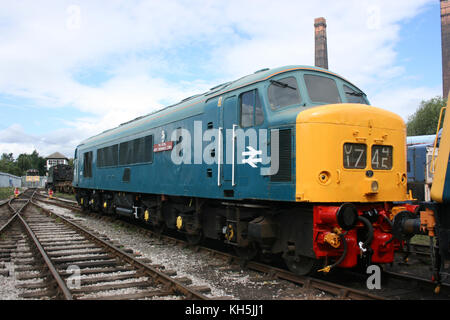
(406, 135, 437, 201)
(73, 65, 414, 275)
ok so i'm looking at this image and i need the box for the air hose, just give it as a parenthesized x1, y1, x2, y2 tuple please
(382, 214, 394, 229)
(382, 215, 395, 247)
(319, 216, 374, 273)
(318, 231, 348, 273)
(358, 215, 374, 251)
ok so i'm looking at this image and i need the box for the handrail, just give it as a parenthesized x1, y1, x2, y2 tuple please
(232, 124, 237, 186)
(217, 127, 222, 186)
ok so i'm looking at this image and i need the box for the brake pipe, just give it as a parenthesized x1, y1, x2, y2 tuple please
(357, 216, 374, 251)
(382, 215, 395, 247)
(318, 231, 349, 273)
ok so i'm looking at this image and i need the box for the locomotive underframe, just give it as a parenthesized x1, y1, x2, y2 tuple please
(75, 187, 312, 254)
(75, 187, 405, 275)
(46, 181, 74, 194)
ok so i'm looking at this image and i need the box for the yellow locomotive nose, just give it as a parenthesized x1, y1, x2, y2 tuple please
(295, 104, 408, 203)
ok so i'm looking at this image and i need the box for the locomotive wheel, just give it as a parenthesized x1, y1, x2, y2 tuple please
(186, 232, 203, 245)
(234, 243, 258, 261)
(283, 254, 320, 276)
(153, 223, 166, 235)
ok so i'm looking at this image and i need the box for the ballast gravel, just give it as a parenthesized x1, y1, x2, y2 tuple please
(0, 201, 332, 300)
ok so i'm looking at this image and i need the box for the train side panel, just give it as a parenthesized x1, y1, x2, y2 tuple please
(431, 99, 450, 202)
(74, 93, 295, 202)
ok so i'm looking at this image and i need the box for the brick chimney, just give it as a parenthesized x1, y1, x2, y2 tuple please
(442, 0, 450, 98)
(314, 17, 328, 69)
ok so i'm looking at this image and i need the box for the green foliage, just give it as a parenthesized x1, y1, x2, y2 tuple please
(0, 187, 15, 200)
(0, 150, 47, 176)
(0, 153, 22, 176)
(407, 96, 448, 136)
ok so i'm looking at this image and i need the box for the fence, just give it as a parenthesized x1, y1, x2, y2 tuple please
(0, 172, 22, 188)
(21, 176, 47, 188)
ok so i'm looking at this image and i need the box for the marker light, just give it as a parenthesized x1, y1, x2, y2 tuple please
(371, 181, 379, 193)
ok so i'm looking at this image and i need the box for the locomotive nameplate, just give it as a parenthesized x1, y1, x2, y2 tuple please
(153, 141, 174, 152)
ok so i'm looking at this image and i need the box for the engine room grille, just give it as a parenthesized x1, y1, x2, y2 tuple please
(270, 128, 292, 182)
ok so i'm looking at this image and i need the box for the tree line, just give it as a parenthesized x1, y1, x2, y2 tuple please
(407, 96, 448, 136)
(0, 150, 47, 177)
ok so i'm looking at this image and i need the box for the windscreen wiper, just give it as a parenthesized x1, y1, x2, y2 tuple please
(270, 79, 296, 90)
(345, 91, 365, 97)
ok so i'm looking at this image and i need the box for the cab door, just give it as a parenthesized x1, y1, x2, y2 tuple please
(219, 90, 265, 197)
(79, 150, 93, 188)
(73, 149, 79, 186)
(220, 95, 238, 192)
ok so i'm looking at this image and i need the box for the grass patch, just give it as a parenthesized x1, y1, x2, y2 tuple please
(54, 192, 76, 201)
(0, 187, 17, 200)
(113, 223, 122, 230)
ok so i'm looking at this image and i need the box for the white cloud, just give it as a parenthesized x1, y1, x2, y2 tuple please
(369, 85, 442, 121)
(0, 122, 87, 157)
(0, 0, 439, 156)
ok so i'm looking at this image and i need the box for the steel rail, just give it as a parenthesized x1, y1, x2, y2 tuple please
(41, 192, 450, 299)
(245, 261, 386, 300)
(30, 199, 209, 300)
(34, 193, 81, 212)
(38, 194, 387, 300)
(0, 212, 20, 234)
(17, 212, 74, 300)
(0, 189, 34, 234)
(382, 269, 450, 294)
(2, 189, 74, 299)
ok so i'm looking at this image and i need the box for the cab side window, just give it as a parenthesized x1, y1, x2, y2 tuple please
(240, 89, 264, 127)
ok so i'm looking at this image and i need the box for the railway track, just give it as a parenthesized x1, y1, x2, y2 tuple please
(35, 191, 450, 300)
(0, 200, 14, 230)
(0, 190, 211, 300)
(0, 189, 33, 231)
(0, 189, 37, 278)
(34, 192, 384, 300)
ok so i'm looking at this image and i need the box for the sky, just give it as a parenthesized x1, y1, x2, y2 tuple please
(0, 0, 444, 159)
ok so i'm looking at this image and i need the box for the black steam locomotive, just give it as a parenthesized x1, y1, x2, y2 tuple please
(46, 164, 74, 194)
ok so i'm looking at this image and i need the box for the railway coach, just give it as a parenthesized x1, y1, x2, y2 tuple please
(73, 65, 415, 275)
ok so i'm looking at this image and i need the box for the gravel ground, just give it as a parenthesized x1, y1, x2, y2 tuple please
(0, 262, 24, 300)
(17, 201, 332, 300)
